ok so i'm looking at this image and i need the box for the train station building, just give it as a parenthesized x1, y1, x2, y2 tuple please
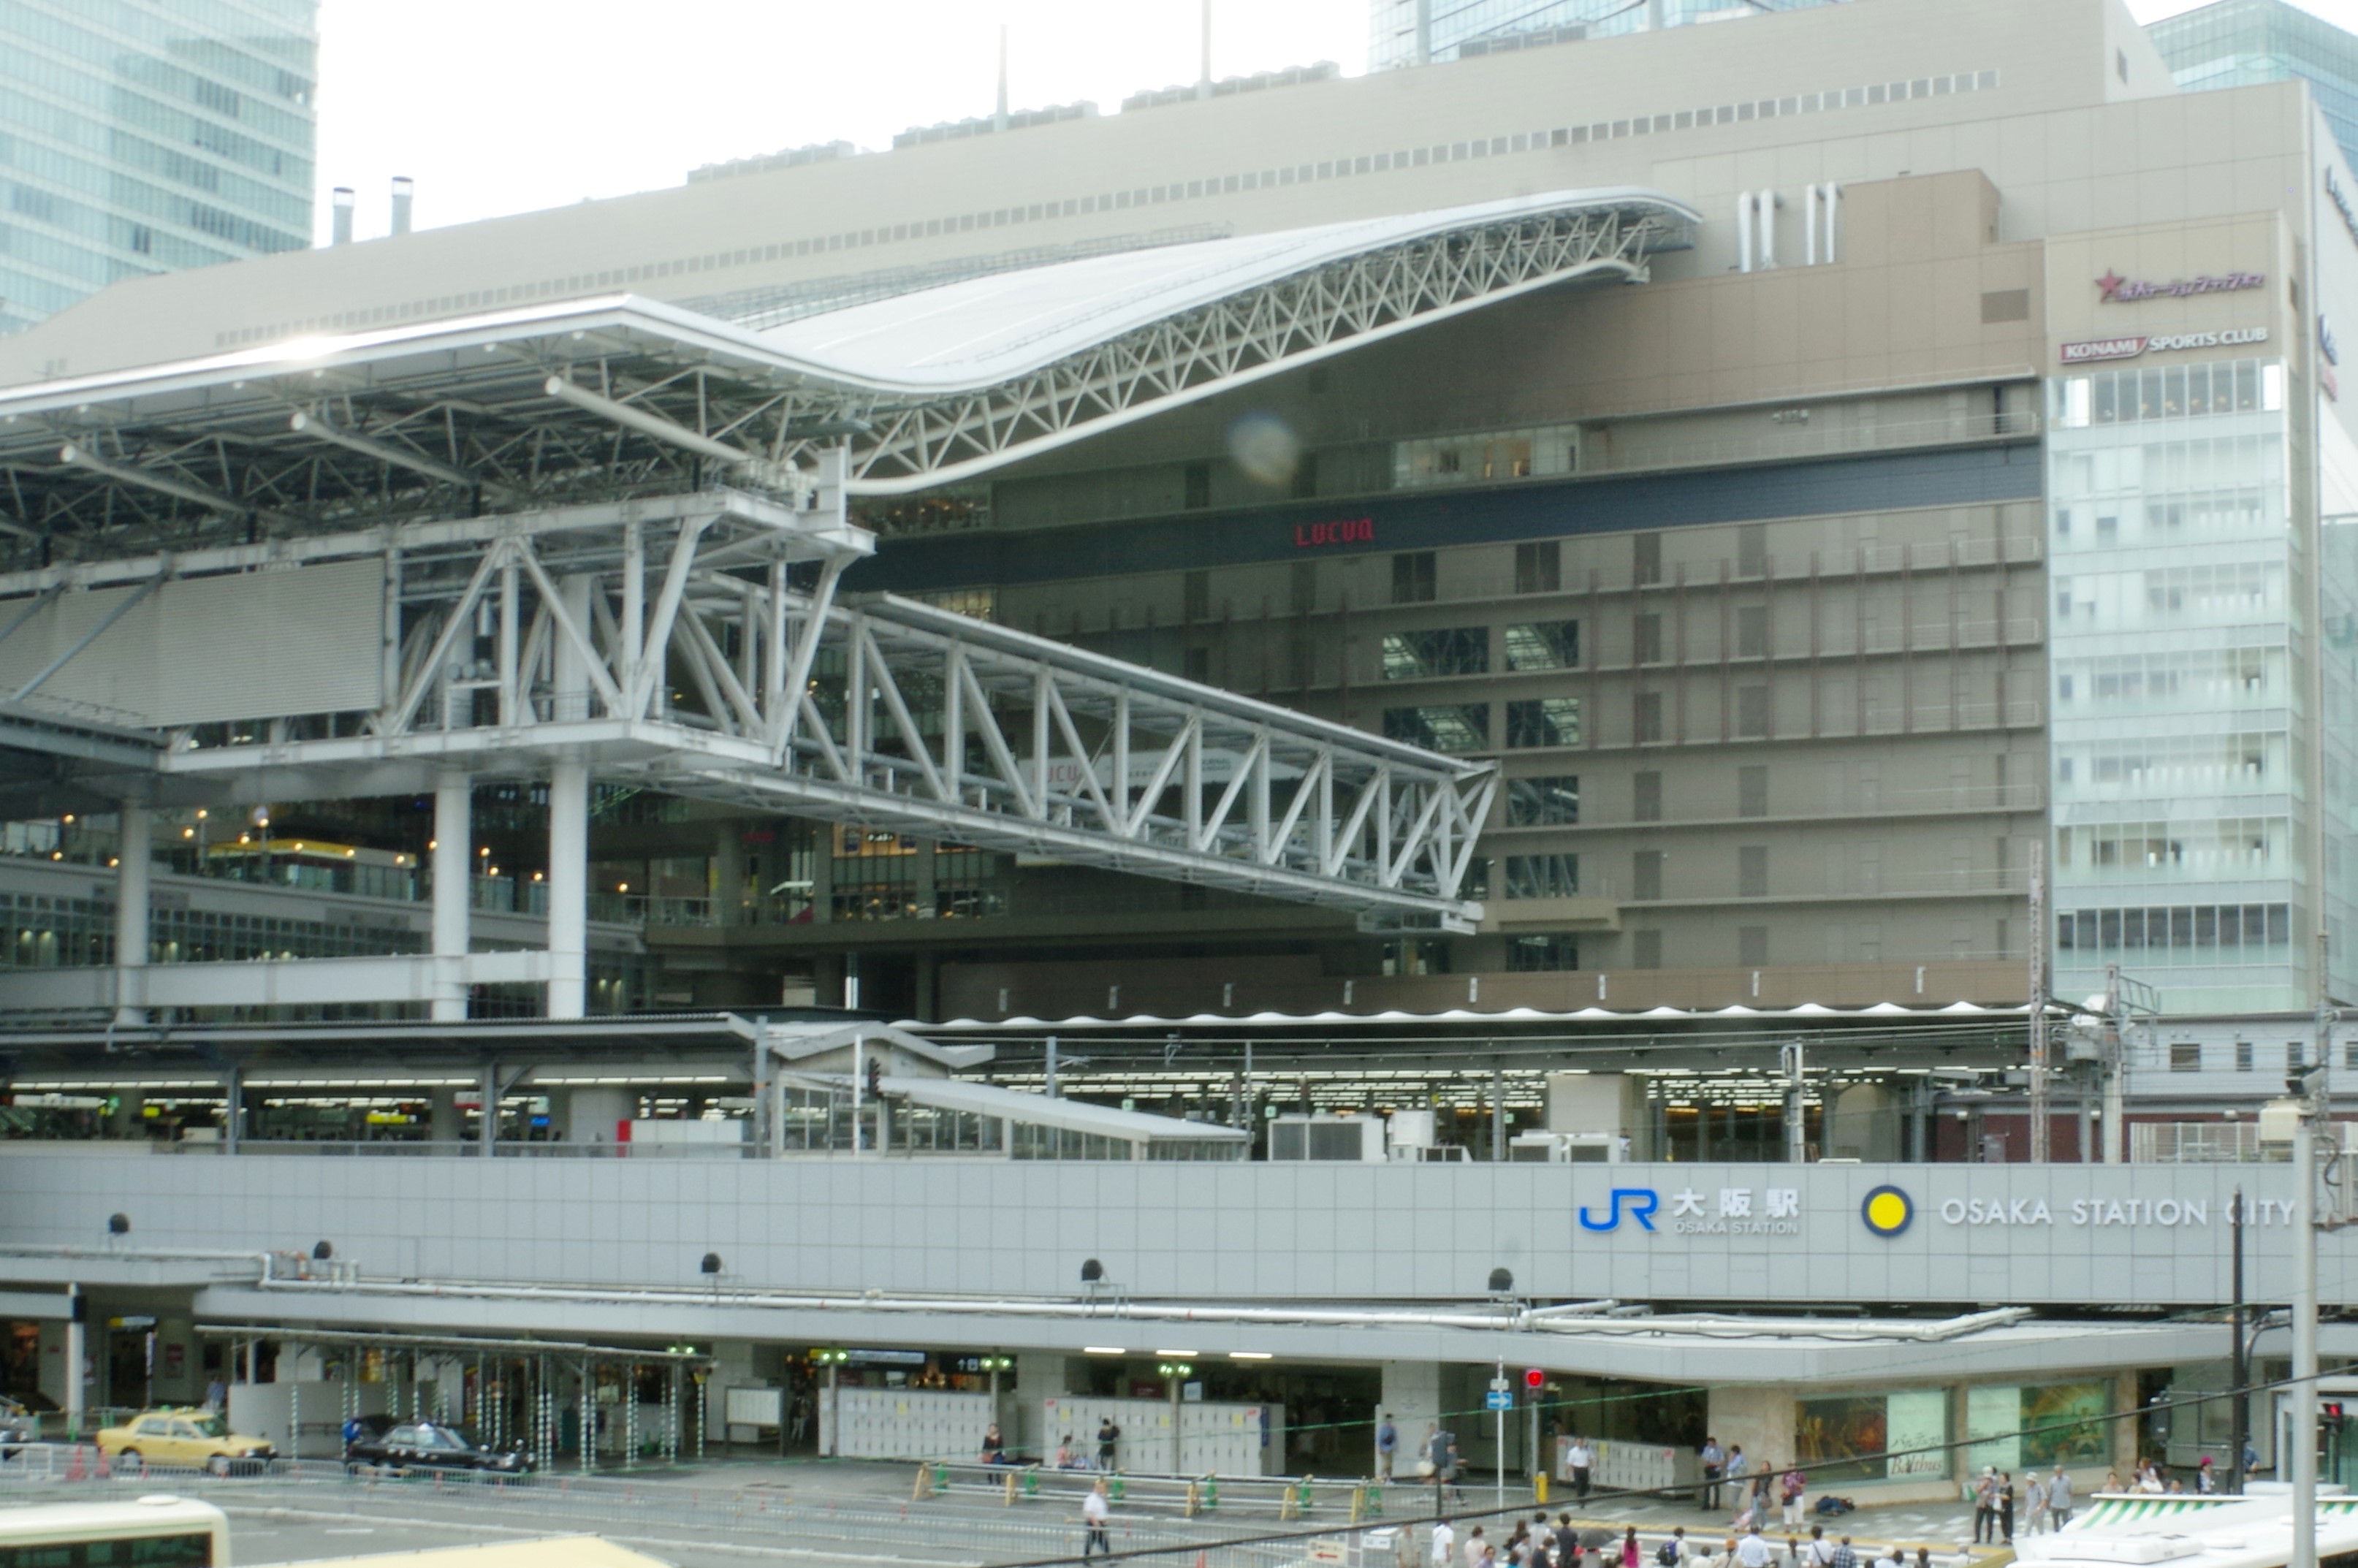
(1, 0, 2357, 1498)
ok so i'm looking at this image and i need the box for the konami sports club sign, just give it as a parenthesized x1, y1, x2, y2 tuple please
(2061, 327, 2270, 364)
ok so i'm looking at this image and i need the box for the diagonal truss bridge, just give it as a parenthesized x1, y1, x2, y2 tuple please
(0, 477, 1494, 929)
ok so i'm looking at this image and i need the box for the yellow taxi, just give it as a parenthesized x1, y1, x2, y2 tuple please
(94, 1407, 275, 1474)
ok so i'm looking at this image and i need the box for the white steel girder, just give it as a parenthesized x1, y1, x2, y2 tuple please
(0, 486, 1493, 926)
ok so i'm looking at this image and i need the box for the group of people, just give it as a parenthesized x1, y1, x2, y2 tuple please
(985, 1415, 1122, 1471)
(1693, 1439, 1810, 1532)
(1969, 1462, 2078, 1544)
(1430, 1518, 1939, 1568)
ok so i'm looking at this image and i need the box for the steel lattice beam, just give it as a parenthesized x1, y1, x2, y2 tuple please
(0, 487, 1492, 926)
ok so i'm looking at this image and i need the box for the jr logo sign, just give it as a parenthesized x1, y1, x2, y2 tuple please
(1577, 1188, 1660, 1233)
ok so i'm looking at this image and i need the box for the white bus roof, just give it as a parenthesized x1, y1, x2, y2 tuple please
(0, 1496, 229, 1534)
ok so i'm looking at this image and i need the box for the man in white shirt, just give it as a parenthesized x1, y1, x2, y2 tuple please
(1871, 1548, 1899, 1568)
(1735, 1530, 1773, 1568)
(1081, 1478, 1111, 1559)
(1432, 1521, 1457, 1568)
(1569, 1437, 1594, 1500)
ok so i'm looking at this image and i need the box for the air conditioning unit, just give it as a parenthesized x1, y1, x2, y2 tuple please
(1267, 1114, 1385, 1162)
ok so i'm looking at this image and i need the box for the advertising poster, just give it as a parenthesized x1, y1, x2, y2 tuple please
(1887, 1390, 1951, 1478)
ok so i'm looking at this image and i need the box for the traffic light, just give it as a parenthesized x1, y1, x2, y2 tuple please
(1525, 1368, 1545, 1390)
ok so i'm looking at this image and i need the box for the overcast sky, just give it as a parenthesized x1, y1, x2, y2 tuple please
(308, 0, 2358, 246)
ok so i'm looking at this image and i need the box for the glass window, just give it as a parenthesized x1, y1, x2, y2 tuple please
(1505, 775, 1579, 825)
(1382, 628, 1488, 680)
(1504, 853, 1578, 899)
(1507, 933, 1578, 971)
(1503, 620, 1579, 671)
(1505, 698, 1581, 748)
(1383, 704, 1489, 753)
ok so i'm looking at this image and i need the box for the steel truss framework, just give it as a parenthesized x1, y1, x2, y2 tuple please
(0, 487, 1494, 926)
(0, 194, 1692, 566)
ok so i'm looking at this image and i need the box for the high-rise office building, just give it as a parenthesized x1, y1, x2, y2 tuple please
(2148, 0, 2358, 169)
(0, 0, 317, 337)
(1367, 0, 1840, 71)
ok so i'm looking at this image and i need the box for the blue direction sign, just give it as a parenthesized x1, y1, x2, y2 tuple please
(1486, 1390, 1514, 1411)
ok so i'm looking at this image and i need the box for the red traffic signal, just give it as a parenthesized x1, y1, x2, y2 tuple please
(1524, 1368, 1545, 1390)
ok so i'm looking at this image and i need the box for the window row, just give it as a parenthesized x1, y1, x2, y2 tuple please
(2048, 359, 2284, 427)
(2054, 816, 2290, 877)
(1382, 697, 1583, 752)
(2053, 731, 2285, 794)
(1380, 620, 1581, 678)
(2055, 902, 2292, 956)
(2052, 562, 2284, 627)
(2053, 646, 2285, 707)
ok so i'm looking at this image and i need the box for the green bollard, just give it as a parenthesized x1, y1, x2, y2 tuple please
(1204, 1477, 1220, 1511)
(1024, 1469, 1040, 1497)
(1110, 1474, 1127, 1503)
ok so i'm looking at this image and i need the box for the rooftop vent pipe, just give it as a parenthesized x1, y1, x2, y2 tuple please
(391, 177, 413, 237)
(331, 186, 354, 246)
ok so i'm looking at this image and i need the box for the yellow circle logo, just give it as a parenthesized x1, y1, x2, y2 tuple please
(1861, 1185, 1913, 1238)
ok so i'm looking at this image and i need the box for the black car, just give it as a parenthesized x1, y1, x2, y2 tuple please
(343, 1419, 529, 1476)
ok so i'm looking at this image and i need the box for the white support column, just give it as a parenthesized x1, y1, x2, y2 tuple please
(431, 774, 471, 1022)
(1735, 191, 1755, 273)
(63, 1285, 84, 1433)
(547, 758, 589, 1019)
(113, 799, 149, 1026)
(1756, 188, 1780, 270)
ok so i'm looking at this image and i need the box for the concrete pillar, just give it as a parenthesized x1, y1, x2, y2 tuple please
(223, 1065, 243, 1153)
(105, 1091, 145, 1140)
(707, 1340, 758, 1442)
(547, 758, 589, 1019)
(1706, 1385, 1798, 1485)
(715, 827, 747, 926)
(427, 1086, 461, 1147)
(432, 775, 471, 1021)
(566, 1086, 632, 1145)
(1381, 1361, 1445, 1480)
(1014, 1351, 1069, 1453)
(479, 1065, 500, 1156)
(114, 800, 149, 1025)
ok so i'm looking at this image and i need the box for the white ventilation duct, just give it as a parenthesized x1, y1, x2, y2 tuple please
(1756, 187, 1780, 269)
(1735, 190, 1757, 273)
(391, 176, 414, 237)
(330, 186, 354, 246)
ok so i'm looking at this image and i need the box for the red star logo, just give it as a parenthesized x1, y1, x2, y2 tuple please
(2096, 270, 2126, 302)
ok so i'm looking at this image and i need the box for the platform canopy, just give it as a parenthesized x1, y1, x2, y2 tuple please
(0, 186, 1694, 563)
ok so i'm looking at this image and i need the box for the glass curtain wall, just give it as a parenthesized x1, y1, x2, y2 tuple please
(2046, 358, 2307, 1012)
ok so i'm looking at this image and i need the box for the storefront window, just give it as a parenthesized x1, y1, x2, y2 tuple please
(1966, 1380, 2112, 1472)
(1797, 1389, 1948, 1482)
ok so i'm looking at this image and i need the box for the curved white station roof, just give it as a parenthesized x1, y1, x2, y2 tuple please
(759, 187, 1694, 390)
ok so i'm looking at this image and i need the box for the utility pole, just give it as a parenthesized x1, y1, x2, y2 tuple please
(1197, 0, 1212, 97)
(1780, 1041, 1807, 1163)
(2230, 1184, 2248, 1495)
(2028, 840, 2050, 1162)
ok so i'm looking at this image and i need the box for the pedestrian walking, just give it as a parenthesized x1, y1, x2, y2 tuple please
(1726, 1446, 1749, 1518)
(1377, 1412, 1399, 1480)
(2197, 1457, 2217, 1494)
(1621, 1527, 1642, 1568)
(2000, 1472, 2016, 1543)
(1555, 1514, 1581, 1568)
(1807, 1526, 1833, 1568)
(1781, 1467, 1807, 1529)
(1829, 1537, 1856, 1568)
(1973, 1469, 1998, 1545)
(2049, 1464, 2074, 1527)
(1735, 1529, 1772, 1568)
(1081, 1478, 1111, 1559)
(1465, 1526, 1489, 1568)
(1659, 1528, 1689, 1567)
(1570, 1436, 1595, 1500)
(1701, 1436, 1727, 1510)
(2024, 1470, 2048, 1536)
(1096, 1415, 1122, 1471)
(1433, 1520, 1457, 1568)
